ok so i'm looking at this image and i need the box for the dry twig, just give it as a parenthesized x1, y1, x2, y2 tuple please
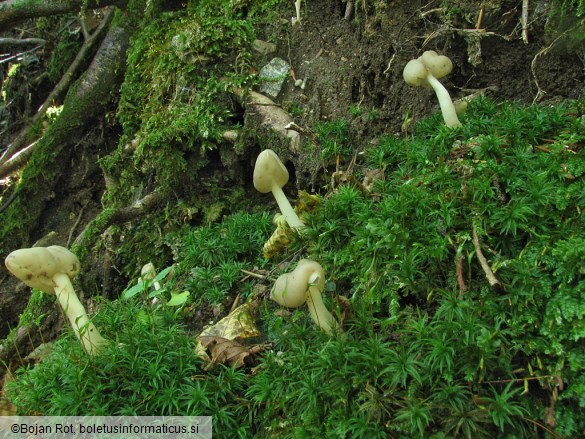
(521, 0, 529, 44)
(472, 225, 504, 290)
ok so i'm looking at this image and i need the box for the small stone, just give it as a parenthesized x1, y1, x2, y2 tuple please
(259, 57, 291, 97)
(253, 39, 277, 55)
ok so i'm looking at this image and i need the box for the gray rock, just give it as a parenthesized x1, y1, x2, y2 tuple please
(259, 57, 290, 97)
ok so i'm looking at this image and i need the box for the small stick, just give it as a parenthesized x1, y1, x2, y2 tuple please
(521, 0, 529, 44)
(476, 3, 485, 30)
(239, 269, 267, 280)
(472, 226, 504, 290)
(229, 293, 241, 314)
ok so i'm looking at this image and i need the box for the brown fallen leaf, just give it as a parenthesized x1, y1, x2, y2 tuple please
(199, 336, 270, 370)
(195, 301, 261, 361)
(337, 295, 352, 327)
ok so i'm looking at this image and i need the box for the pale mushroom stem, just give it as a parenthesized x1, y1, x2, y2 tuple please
(426, 75, 462, 128)
(271, 184, 305, 230)
(294, 0, 302, 23)
(306, 285, 338, 334)
(53, 273, 108, 355)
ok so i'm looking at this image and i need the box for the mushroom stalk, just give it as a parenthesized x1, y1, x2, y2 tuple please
(294, 0, 301, 24)
(426, 75, 461, 128)
(306, 284, 338, 334)
(53, 273, 107, 355)
(272, 185, 305, 230)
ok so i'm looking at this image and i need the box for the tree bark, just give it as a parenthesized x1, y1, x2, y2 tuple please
(0, 37, 46, 48)
(0, 0, 126, 31)
(0, 0, 128, 31)
(73, 189, 168, 251)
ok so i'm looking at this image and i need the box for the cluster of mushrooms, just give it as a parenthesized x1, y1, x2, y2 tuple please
(4, 50, 461, 354)
(253, 149, 339, 334)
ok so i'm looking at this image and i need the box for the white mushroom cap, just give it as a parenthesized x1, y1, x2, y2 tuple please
(403, 59, 428, 87)
(420, 50, 453, 78)
(271, 259, 324, 308)
(271, 259, 338, 333)
(402, 50, 461, 128)
(5, 245, 107, 356)
(253, 149, 289, 194)
(5, 246, 80, 294)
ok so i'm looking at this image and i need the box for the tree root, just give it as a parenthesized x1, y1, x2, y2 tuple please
(0, 0, 125, 30)
(0, 37, 46, 48)
(73, 189, 168, 251)
(0, 8, 114, 173)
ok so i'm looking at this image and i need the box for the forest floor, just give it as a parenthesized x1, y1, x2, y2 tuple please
(1, 0, 584, 434)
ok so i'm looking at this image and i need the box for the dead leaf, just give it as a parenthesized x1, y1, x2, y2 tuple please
(195, 302, 261, 362)
(337, 295, 352, 327)
(199, 336, 270, 370)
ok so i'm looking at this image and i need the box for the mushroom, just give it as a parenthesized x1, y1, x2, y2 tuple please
(271, 259, 338, 334)
(4, 245, 107, 355)
(253, 149, 305, 230)
(403, 50, 462, 128)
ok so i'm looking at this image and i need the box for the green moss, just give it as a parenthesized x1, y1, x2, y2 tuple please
(71, 207, 117, 260)
(101, 2, 256, 207)
(7, 98, 585, 435)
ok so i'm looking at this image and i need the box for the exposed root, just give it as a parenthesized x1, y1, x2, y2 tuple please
(0, 8, 114, 172)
